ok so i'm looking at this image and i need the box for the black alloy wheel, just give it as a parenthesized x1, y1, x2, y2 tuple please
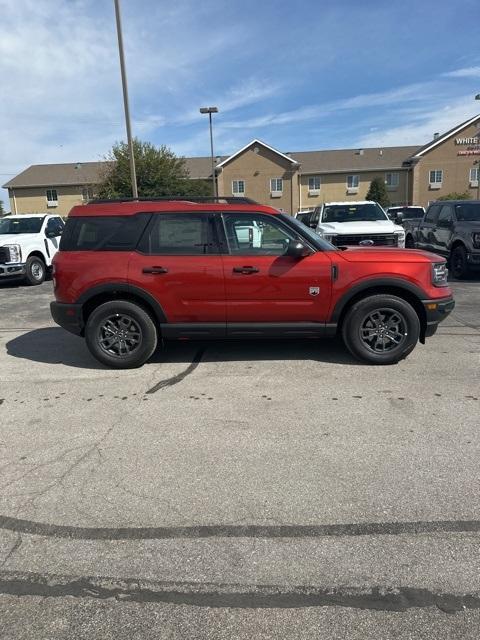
(342, 294, 420, 365)
(85, 300, 158, 369)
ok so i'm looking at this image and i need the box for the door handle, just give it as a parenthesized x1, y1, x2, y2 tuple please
(233, 266, 259, 274)
(142, 266, 168, 274)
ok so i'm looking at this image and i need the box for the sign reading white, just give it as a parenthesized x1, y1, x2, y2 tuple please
(455, 137, 480, 145)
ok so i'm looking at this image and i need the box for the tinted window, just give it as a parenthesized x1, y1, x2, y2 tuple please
(437, 205, 453, 225)
(424, 205, 440, 223)
(60, 214, 150, 251)
(46, 217, 64, 236)
(455, 203, 480, 222)
(0, 217, 45, 234)
(138, 213, 217, 255)
(322, 203, 387, 223)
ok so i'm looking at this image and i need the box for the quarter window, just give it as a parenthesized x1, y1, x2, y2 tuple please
(308, 176, 321, 192)
(429, 170, 443, 184)
(223, 213, 296, 256)
(232, 180, 245, 196)
(138, 213, 218, 255)
(385, 172, 399, 188)
(347, 175, 359, 189)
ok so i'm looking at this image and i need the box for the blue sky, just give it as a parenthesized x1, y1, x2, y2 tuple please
(1, 0, 480, 207)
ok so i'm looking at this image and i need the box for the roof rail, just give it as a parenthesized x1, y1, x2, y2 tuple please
(89, 196, 258, 205)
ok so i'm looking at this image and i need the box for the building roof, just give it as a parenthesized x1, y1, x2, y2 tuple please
(411, 113, 480, 158)
(3, 161, 109, 188)
(216, 139, 299, 169)
(288, 146, 419, 174)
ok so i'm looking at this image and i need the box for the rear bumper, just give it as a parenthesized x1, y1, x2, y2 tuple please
(0, 263, 26, 278)
(422, 296, 455, 338)
(50, 301, 84, 336)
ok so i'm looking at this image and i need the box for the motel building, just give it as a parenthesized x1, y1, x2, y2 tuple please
(3, 114, 480, 217)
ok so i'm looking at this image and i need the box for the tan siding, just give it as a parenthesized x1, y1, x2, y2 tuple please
(9, 185, 93, 216)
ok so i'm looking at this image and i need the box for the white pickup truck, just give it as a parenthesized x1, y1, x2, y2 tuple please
(0, 214, 65, 285)
(306, 201, 406, 248)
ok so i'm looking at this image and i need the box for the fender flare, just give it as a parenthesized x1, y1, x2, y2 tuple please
(77, 282, 168, 323)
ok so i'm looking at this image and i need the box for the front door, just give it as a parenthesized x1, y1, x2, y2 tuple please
(128, 212, 226, 332)
(432, 204, 454, 257)
(220, 212, 332, 330)
(416, 204, 440, 251)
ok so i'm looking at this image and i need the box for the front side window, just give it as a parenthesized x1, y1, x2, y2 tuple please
(232, 180, 245, 196)
(385, 172, 399, 187)
(138, 213, 217, 255)
(437, 205, 454, 226)
(46, 217, 65, 237)
(347, 175, 359, 189)
(429, 170, 443, 184)
(270, 178, 283, 193)
(223, 213, 296, 256)
(46, 189, 58, 205)
(424, 204, 441, 223)
(308, 176, 321, 192)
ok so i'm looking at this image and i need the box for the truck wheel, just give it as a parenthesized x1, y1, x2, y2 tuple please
(342, 295, 420, 365)
(24, 256, 46, 285)
(405, 234, 415, 248)
(85, 300, 158, 369)
(450, 245, 469, 279)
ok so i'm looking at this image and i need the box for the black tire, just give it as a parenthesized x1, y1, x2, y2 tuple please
(405, 234, 415, 249)
(24, 255, 46, 285)
(450, 245, 469, 279)
(342, 295, 420, 365)
(85, 300, 158, 369)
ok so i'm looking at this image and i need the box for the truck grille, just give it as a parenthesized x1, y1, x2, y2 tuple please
(0, 247, 11, 263)
(332, 234, 398, 247)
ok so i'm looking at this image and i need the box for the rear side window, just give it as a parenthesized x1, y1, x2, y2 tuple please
(137, 213, 218, 255)
(60, 214, 150, 251)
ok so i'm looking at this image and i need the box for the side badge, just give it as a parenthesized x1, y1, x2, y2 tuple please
(309, 287, 320, 296)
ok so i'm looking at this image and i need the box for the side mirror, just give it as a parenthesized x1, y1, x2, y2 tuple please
(286, 241, 311, 259)
(45, 229, 56, 238)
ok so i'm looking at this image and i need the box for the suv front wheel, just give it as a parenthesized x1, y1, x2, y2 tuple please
(342, 295, 420, 365)
(85, 300, 158, 369)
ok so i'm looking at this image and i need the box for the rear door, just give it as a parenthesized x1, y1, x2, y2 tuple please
(127, 212, 226, 331)
(219, 212, 332, 330)
(417, 204, 441, 251)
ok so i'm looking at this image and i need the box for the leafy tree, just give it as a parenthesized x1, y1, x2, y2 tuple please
(365, 177, 390, 209)
(98, 138, 212, 199)
(437, 191, 470, 201)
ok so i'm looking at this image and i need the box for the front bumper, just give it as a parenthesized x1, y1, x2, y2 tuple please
(422, 296, 455, 338)
(0, 263, 26, 278)
(50, 301, 84, 336)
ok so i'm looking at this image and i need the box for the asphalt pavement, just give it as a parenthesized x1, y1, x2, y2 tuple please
(0, 275, 479, 639)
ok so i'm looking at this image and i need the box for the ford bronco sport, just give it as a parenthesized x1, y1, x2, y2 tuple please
(50, 197, 454, 368)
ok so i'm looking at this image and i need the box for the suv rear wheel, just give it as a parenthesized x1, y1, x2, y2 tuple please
(342, 295, 420, 365)
(85, 300, 158, 369)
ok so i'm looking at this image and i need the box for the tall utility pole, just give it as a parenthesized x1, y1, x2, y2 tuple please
(114, 0, 138, 199)
(200, 107, 219, 197)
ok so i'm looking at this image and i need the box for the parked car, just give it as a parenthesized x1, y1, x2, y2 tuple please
(409, 200, 480, 278)
(51, 197, 454, 368)
(295, 209, 315, 226)
(305, 201, 406, 247)
(0, 214, 65, 284)
(386, 206, 426, 248)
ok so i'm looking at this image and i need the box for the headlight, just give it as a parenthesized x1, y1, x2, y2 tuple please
(3, 244, 22, 263)
(432, 262, 448, 287)
(472, 232, 480, 249)
(322, 233, 337, 243)
(394, 230, 405, 247)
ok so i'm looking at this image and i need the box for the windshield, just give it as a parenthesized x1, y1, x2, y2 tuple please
(322, 203, 387, 223)
(455, 203, 480, 222)
(0, 217, 45, 234)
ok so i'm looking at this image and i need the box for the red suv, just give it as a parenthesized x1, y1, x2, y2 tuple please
(51, 197, 454, 368)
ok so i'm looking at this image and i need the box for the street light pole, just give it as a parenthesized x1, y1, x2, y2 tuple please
(200, 107, 219, 197)
(114, 0, 138, 199)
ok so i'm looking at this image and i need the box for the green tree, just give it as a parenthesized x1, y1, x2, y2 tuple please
(437, 191, 470, 201)
(365, 177, 390, 209)
(98, 138, 212, 199)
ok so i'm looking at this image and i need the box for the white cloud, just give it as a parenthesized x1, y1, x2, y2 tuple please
(443, 66, 480, 78)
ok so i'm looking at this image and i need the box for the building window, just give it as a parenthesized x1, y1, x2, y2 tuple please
(429, 170, 443, 189)
(46, 189, 58, 206)
(469, 167, 479, 185)
(308, 176, 321, 194)
(385, 172, 399, 189)
(270, 178, 283, 197)
(347, 175, 359, 192)
(82, 187, 94, 202)
(232, 180, 245, 196)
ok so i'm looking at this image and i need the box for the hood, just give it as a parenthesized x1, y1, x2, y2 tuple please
(318, 220, 401, 234)
(0, 233, 37, 245)
(339, 247, 444, 263)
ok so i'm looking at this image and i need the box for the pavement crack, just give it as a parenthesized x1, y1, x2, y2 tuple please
(145, 348, 205, 394)
(0, 534, 22, 568)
